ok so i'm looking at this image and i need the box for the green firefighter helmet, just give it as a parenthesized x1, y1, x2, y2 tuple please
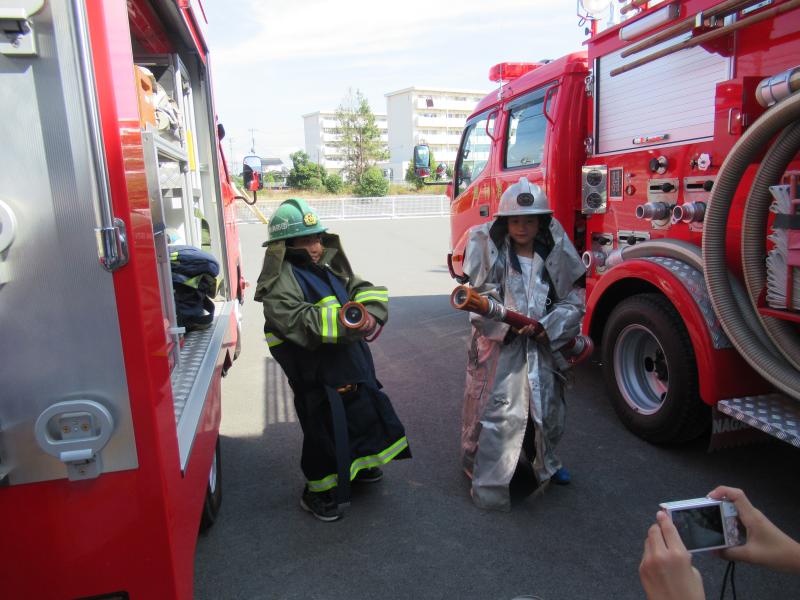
(267, 198, 327, 242)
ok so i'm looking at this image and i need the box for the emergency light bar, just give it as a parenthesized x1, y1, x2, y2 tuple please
(489, 62, 542, 82)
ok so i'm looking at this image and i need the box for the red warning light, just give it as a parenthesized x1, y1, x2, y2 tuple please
(488, 62, 543, 82)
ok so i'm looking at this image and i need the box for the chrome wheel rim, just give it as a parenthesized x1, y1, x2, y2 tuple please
(208, 448, 218, 494)
(613, 324, 669, 415)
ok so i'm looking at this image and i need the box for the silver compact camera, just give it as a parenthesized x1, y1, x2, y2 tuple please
(659, 497, 746, 553)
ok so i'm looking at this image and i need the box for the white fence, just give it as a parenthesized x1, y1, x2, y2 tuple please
(236, 195, 449, 224)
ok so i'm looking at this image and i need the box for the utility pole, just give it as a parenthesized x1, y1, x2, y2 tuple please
(228, 137, 236, 174)
(248, 128, 257, 154)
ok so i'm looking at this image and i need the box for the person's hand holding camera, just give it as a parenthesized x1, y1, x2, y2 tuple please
(639, 510, 705, 600)
(707, 486, 800, 574)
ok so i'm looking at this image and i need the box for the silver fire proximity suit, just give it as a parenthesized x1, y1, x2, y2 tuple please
(461, 213, 586, 511)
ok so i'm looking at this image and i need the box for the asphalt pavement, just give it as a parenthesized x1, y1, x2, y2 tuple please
(194, 216, 800, 600)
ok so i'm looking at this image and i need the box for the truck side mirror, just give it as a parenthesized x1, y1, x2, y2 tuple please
(413, 144, 431, 177)
(242, 155, 264, 196)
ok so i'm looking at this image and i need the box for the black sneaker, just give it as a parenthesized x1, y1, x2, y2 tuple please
(300, 488, 342, 522)
(354, 467, 383, 483)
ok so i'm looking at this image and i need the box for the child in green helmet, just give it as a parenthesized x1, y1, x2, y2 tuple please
(254, 198, 411, 522)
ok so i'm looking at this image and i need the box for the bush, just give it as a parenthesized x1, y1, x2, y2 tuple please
(324, 173, 344, 194)
(287, 150, 327, 190)
(354, 166, 389, 197)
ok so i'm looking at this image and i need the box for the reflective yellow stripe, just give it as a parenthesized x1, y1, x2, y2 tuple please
(315, 295, 340, 308)
(321, 306, 339, 343)
(319, 304, 339, 344)
(354, 289, 388, 302)
(321, 306, 329, 340)
(307, 473, 338, 493)
(264, 332, 283, 347)
(170, 251, 179, 261)
(352, 294, 388, 303)
(305, 436, 409, 492)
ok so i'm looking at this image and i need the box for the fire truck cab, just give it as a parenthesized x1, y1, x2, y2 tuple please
(0, 0, 242, 597)
(427, 0, 800, 446)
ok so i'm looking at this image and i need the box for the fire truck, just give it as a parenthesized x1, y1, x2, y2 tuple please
(417, 0, 800, 446)
(0, 0, 243, 597)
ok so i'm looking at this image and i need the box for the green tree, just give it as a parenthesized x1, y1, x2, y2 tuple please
(335, 89, 389, 184)
(324, 173, 344, 194)
(404, 148, 436, 191)
(354, 166, 389, 197)
(287, 150, 326, 191)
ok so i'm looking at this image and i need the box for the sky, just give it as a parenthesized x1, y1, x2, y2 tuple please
(202, 0, 597, 168)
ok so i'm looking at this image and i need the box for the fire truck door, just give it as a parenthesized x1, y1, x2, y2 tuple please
(494, 83, 557, 201)
(452, 110, 496, 237)
(0, 0, 138, 486)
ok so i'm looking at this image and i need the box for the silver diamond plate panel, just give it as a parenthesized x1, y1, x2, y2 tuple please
(171, 321, 216, 424)
(718, 395, 800, 448)
(643, 256, 731, 349)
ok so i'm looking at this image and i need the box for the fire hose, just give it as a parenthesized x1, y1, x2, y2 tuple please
(703, 89, 800, 399)
(339, 301, 382, 342)
(450, 285, 594, 367)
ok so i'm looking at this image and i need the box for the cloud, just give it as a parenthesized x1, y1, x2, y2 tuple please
(214, 0, 575, 66)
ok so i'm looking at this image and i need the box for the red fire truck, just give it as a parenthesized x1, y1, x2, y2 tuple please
(0, 0, 243, 597)
(417, 0, 800, 446)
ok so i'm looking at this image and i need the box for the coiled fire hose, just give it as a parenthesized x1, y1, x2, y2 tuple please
(703, 90, 800, 399)
(450, 285, 594, 366)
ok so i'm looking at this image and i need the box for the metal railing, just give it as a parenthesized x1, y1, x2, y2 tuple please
(236, 195, 449, 224)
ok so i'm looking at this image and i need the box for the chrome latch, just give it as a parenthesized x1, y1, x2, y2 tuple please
(95, 217, 129, 272)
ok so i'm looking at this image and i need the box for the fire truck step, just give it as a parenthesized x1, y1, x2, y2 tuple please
(717, 395, 800, 448)
(170, 301, 233, 470)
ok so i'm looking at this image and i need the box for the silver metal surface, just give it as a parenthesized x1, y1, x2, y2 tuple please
(617, 230, 650, 246)
(173, 301, 233, 471)
(589, 232, 615, 274)
(0, 0, 138, 485)
(596, 32, 730, 154)
(718, 395, 800, 448)
(643, 257, 731, 349)
(581, 164, 608, 215)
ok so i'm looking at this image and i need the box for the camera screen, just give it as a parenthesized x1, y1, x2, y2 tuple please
(671, 505, 725, 551)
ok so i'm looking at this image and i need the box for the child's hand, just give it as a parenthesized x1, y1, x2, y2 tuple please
(516, 324, 549, 344)
(357, 313, 377, 335)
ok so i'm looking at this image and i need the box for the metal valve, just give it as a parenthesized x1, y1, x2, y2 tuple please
(673, 202, 706, 224)
(636, 202, 671, 220)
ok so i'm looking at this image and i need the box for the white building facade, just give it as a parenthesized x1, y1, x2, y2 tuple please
(302, 110, 388, 175)
(385, 87, 486, 182)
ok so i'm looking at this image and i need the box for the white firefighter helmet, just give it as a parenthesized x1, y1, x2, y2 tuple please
(494, 177, 552, 217)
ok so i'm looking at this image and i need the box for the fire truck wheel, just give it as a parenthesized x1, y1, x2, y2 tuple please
(602, 293, 708, 444)
(200, 437, 223, 532)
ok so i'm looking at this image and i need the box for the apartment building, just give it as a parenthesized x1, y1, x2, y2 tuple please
(385, 87, 486, 182)
(302, 110, 389, 175)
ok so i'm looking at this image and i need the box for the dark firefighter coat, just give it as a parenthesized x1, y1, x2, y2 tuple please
(254, 232, 410, 495)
